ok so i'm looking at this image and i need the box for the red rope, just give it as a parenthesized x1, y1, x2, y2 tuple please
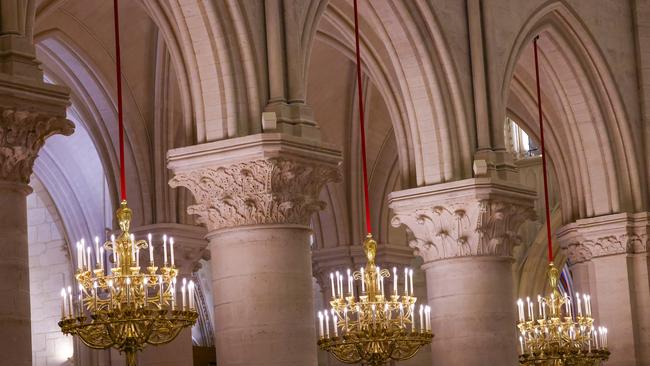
(113, 0, 126, 202)
(533, 36, 553, 263)
(353, 0, 372, 235)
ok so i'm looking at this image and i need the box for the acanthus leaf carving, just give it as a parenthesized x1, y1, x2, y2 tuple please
(170, 158, 341, 231)
(0, 108, 74, 183)
(393, 199, 536, 262)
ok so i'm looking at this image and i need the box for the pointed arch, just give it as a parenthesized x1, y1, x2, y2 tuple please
(501, 1, 645, 221)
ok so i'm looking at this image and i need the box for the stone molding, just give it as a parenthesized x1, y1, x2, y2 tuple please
(388, 178, 537, 263)
(0, 107, 74, 183)
(557, 212, 649, 264)
(167, 133, 342, 232)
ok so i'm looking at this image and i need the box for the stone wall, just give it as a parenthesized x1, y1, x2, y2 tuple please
(28, 176, 74, 365)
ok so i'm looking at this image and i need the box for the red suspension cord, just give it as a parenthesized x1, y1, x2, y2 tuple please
(533, 36, 553, 263)
(113, 0, 126, 202)
(353, 0, 372, 235)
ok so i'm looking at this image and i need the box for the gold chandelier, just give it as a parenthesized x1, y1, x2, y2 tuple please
(317, 234, 433, 365)
(58, 201, 198, 365)
(516, 263, 609, 365)
(515, 35, 609, 366)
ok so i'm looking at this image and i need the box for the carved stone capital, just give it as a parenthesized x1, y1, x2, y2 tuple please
(0, 108, 74, 183)
(167, 133, 342, 232)
(388, 178, 537, 263)
(557, 212, 649, 264)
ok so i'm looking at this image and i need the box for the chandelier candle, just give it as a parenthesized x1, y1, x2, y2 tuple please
(316, 234, 432, 365)
(58, 202, 198, 365)
(515, 35, 609, 365)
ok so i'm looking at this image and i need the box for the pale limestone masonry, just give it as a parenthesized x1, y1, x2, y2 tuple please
(389, 178, 536, 366)
(168, 133, 341, 366)
(28, 177, 74, 366)
(557, 213, 650, 365)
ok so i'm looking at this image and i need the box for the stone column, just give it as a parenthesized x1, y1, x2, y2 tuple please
(389, 178, 536, 366)
(0, 6, 74, 364)
(132, 224, 210, 366)
(557, 213, 650, 366)
(168, 133, 341, 366)
(0, 105, 73, 366)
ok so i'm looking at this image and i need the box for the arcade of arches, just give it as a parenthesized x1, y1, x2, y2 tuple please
(0, 0, 648, 365)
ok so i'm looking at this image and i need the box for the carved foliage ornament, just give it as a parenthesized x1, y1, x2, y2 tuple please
(170, 158, 341, 231)
(392, 200, 536, 262)
(564, 233, 648, 264)
(0, 108, 74, 183)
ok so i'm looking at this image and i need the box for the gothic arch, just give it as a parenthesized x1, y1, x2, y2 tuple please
(501, 1, 645, 222)
(138, 0, 263, 142)
(316, 0, 472, 188)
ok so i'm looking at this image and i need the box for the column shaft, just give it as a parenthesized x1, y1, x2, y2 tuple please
(209, 225, 316, 366)
(389, 178, 536, 366)
(0, 182, 32, 366)
(425, 256, 516, 365)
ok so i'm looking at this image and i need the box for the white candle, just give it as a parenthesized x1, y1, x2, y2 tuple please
(330, 273, 336, 298)
(181, 285, 186, 311)
(424, 305, 431, 332)
(526, 297, 533, 320)
(576, 293, 582, 316)
(189, 281, 195, 309)
(335, 271, 340, 298)
(163, 235, 168, 266)
(586, 295, 592, 316)
(94, 236, 100, 265)
(519, 336, 524, 354)
(347, 269, 352, 295)
(409, 269, 414, 295)
(419, 305, 424, 331)
(67, 286, 73, 317)
(538, 295, 543, 316)
(148, 234, 153, 265)
(393, 267, 398, 296)
(404, 268, 408, 295)
(332, 313, 338, 337)
(324, 311, 330, 338)
(61, 288, 66, 318)
(517, 299, 524, 322)
(99, 248, 105, 271)
(318, 311, 324, 338)
(86, 247, 92, 271)
(170, 237, 175, 267)
(410, 304, 415, 332)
